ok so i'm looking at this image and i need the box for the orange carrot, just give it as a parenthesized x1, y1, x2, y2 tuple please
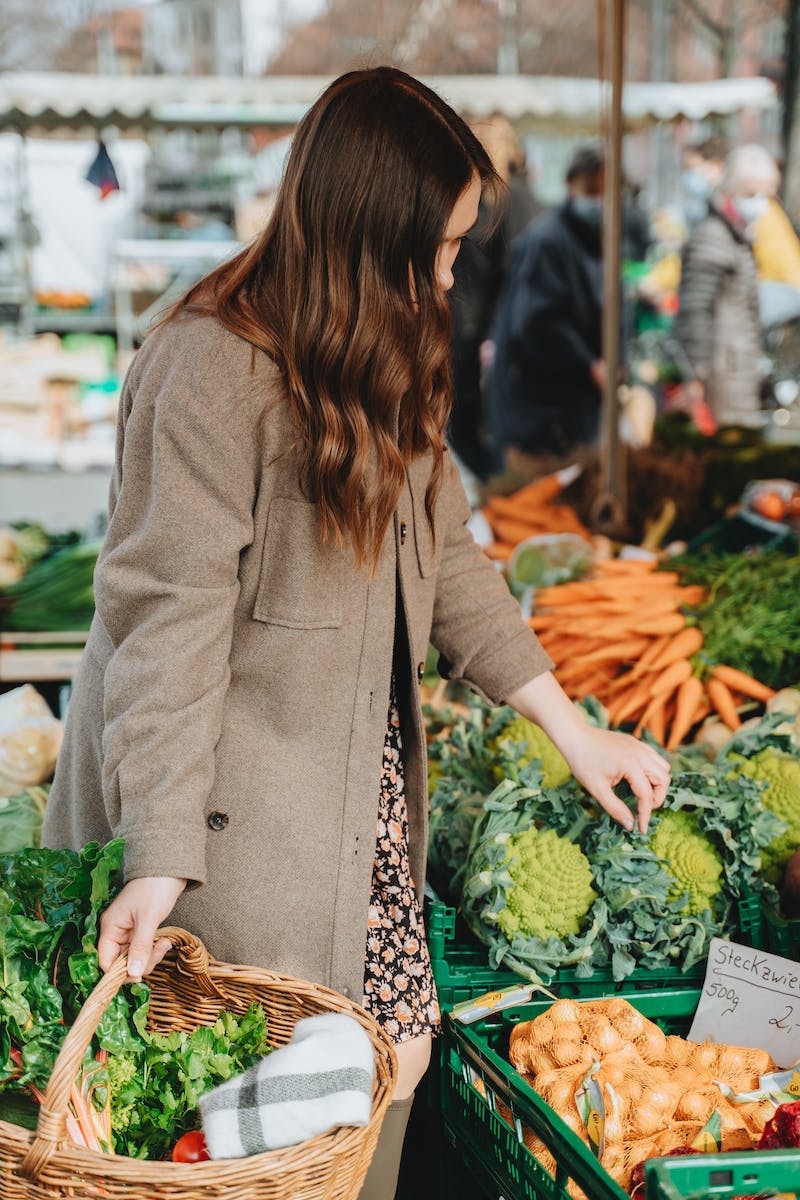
(629, 613, 687, 637)
(709, 665, 776, 703)
(634, 692, 666, 739)
(484, 541, 514, 561)
(594, 558, 658, 574)
(570, 637, 650, 667)
(706, 677, 741, 731)
(645, 697, 671, 744)
(608, 678, 654, 725)
(487, 515, 547, 545)
(533, 601, 626, 619)
(676, 585, 706, 607)
(502, 474, 564, 511)
(533, 583, 601, 605)
(650, 658, 693, 698)
(649, 626, 705, 671)
(528, 614, 566, 631)
(658, 695, 677, 747)
(594, 571, 681, 590)
(666, 676, 705, 750)
(570, 669, 615, 700)
(626, 634, 673, 681)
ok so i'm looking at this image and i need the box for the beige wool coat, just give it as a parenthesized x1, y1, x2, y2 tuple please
(42, 312, 551, 1002)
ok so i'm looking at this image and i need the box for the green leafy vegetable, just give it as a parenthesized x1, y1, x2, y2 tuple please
(105, 1000, 270, 1159)
(459, 763, 781, 986)
(0, 840, 124, 1090)
(0, 540, 101, 631)
(487, 716, 571, 787)
(427, 698, 606, 903)
(677, 552, 800, 689)
(0, 839, 273, 1160)
(0, 788, 48, 855)
(720, 714, 800, 887)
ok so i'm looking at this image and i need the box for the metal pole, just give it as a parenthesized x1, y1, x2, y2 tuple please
(595, 0, 627, 533)
(649, 0, 673, 206)
(497, 0, 519, 75)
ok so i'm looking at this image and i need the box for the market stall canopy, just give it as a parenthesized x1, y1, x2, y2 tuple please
(0, 71, 778, 135)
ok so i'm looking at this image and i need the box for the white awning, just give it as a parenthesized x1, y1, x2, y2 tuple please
(0, 71, 778, 134)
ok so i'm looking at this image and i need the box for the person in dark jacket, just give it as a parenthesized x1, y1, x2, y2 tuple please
(448, 114, 543, 479)
(489, 144, 606, 472)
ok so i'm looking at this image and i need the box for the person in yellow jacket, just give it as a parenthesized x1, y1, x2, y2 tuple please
(754, 197, 800, 288)
(725, 144, 800, 287)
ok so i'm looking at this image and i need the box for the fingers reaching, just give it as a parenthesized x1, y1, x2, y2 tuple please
(621, 738, 671, 834)
(592, 780, 636, 832)
(570, 728, 672, 837)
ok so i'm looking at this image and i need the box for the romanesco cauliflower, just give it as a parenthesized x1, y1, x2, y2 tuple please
(737, 749, 800, 883)
(496, 825, 596, 941)
(648, 809, 723, 915)
(489, 716, 571, 787)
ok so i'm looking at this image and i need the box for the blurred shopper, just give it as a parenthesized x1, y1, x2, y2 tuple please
(681, 136, 727, 229)
(672, 144, 767, 430)
(622, 177, 652, 263)
(448, 114, 542, 480)
(744, 149, 800, 290)
(489, 144, 605, 474)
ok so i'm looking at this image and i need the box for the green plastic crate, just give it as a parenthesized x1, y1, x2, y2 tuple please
(428, 894, 765, 1012)
(645, 1148, 800, 1199)
(440, 989, 800, 1200)
(686, 512, 798, 556)
(440, 989, 699, 1200)
(760, 899, 800, 963)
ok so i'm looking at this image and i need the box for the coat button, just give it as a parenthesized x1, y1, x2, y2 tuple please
(207, 811, 229, 831)
(342, 985, 351, 998)
(417, 661, 424, 682)
(400, 521, 408, 545)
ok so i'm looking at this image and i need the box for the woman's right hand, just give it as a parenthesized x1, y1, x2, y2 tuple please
(98, 876, 188, 980)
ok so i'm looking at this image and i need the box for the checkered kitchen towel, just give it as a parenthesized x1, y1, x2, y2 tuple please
(200, 1012, 375, 1157)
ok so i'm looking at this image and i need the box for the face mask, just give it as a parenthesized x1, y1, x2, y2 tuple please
(682, 169, 712, 199)
(734, 194, 769, 226)
(571, 195, 603, 227)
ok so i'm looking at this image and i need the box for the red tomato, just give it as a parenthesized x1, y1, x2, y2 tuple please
(172, 1130, 211, 1163)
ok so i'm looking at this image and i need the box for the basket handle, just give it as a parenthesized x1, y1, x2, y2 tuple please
(20, 927, 221, 1180)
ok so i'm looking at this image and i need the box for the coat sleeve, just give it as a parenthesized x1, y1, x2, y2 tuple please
(675, 221, 734, 380)
(430, 457, 553, 705)
(94, 330, 261, 886)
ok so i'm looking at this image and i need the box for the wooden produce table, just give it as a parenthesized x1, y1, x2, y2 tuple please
(0, 630, 86, 683)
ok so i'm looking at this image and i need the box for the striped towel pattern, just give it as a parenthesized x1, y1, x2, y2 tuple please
(200, 1012, 375, 1157)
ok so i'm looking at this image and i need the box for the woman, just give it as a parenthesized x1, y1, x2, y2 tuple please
(673, 144, 768, 430)
(42, 68, 669, 1198)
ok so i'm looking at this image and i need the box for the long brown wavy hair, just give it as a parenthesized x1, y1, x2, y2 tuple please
(173, 67, 499, 571)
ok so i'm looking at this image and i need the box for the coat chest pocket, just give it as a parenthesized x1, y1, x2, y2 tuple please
(252, 498, 343, 628)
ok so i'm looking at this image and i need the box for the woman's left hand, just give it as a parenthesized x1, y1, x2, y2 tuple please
(562, 724, 670, 834)
(506, 671, 671, 836)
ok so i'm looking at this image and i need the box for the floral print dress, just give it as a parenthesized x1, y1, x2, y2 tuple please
(362, 679, 441, 1044)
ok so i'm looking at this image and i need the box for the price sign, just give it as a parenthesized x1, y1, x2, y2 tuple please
(688, 937, 800, 1068)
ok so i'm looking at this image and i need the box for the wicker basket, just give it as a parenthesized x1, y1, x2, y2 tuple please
(0, 927, 396, 1200)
